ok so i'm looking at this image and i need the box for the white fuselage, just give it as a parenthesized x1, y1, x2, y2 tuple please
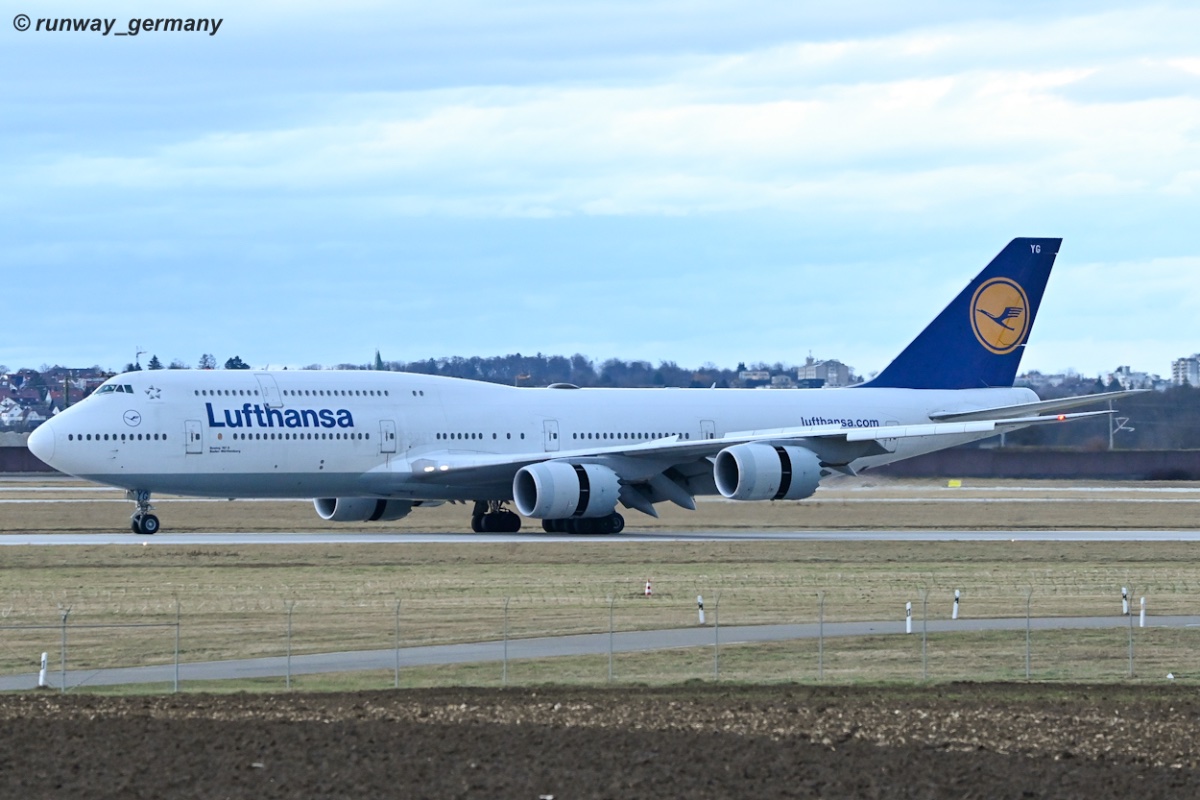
(30, 369, 1034, 501)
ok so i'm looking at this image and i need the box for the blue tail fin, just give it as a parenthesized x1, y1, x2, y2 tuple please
(861, 237, 1061, 390)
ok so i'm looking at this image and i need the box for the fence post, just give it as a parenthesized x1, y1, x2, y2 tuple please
(607, 595, 614, 684)
(1127, 587, 1135, 678)
(286, 601, 295, 690)
(59, 607, 71, 694)
(174, 597, 181, 694)
(503, 597, 510, 687)
(1025, 589, 1032, 679)
(394, 599, 401, 689)
(818, 591, 825, 682)
(921, 589, 928, 681)
(712, 593, 721, 680)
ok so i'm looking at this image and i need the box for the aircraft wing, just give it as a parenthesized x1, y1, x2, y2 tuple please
(403, 410, 1111, 489)
(927, 389, 1143, 423)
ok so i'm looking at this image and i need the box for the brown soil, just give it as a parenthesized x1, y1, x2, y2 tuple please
(2, 684, 1198, 799)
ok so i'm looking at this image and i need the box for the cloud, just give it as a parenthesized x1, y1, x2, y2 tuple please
(3, 1, 1199, 374)
(10, 5, 1196, 229)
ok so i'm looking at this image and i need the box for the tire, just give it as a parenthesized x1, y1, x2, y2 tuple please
(501, 513, 521, 533)
(138, 514, 160, 535)
(130, 516, 142, 533)
(470, 515, 483, 533)
(607, 513, 625, 534)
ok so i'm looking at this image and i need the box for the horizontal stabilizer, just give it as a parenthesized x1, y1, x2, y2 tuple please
(928, 390, 1143, 423)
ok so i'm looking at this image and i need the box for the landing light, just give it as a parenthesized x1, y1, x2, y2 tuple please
(423, 466, 435, 473)
(439, 465, 450, 471)
(1057, 414, 1066, 421)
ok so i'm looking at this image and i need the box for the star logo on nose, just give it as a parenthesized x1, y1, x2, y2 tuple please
(145, 386, 162, 400)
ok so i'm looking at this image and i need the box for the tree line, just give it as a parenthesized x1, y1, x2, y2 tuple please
(16, 352, 1200, 450)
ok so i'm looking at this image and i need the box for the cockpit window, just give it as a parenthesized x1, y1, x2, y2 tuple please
(94, 384, 134, 395)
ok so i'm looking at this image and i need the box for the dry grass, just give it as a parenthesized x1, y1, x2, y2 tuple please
(5, 476, 1200, 533)
(3, 477, 1200, 689)
(1, 539, 1198, 680)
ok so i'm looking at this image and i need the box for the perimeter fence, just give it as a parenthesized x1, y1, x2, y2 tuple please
(1, 581, 1198, 693)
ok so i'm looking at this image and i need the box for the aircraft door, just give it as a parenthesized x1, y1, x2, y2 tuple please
(185, 420, 203, 454)
(254, 373, 283, 408)
(543, 420, 560, 452)
(701, 420, 717, 440)
(380, 420, 397, 454)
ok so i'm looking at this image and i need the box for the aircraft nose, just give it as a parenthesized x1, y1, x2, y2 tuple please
(28, 422, 55, 465)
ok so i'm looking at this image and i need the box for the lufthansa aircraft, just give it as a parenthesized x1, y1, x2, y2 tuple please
(29, 238, 1130, 535)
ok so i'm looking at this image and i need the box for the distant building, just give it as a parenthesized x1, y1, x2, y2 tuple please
(737, 370, 771, 388)
(1172, 354, 1200, 387)
(797, 357, 853, 388)
(1107, 365, 1169, 392)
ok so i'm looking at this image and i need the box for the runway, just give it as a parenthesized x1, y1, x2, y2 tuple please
(3, 615, 1194, 692)
(4, 529, 1200, 545)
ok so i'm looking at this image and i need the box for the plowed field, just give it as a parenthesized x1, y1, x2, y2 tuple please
(2, 684, 1198, 799)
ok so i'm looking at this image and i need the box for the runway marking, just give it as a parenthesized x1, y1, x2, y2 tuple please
(8, 496, 1200, 505)
(6, 530, 1200, 545)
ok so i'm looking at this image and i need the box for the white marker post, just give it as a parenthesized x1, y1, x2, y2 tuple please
(38, 652, 47, 689)
(697, 595, 705, 625)
(952, 590, 960, 620)
(1122, 587, 1129, 616)
(1140, 596, 1146, 628)
(644, 580, 652, 598)
(905, 602, 912, 634)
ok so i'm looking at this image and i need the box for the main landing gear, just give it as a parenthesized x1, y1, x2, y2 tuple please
(470, 500, 522, 533)
(541, 513, 625, 535)
(128, 490, 160, 535)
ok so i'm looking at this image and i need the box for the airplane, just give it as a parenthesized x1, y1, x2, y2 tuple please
(28, 237, 1134, 535)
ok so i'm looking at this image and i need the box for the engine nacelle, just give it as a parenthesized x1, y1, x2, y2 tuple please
(713, 443, 822, 501)
(513, 461, 621, 519)
(313, 497, 415, 522)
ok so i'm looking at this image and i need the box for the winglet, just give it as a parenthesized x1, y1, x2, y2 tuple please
(860, 237, 1061, 390)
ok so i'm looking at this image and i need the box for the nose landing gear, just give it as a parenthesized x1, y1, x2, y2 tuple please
(127, 490, 160, 535)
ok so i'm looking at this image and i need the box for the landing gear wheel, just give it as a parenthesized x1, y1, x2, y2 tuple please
(605, 513, 625, 534)
(128, 490, 159, 535)
(470, 501, 523, 534)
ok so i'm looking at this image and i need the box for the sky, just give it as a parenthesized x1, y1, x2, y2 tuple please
(3, 1, 1199, 379)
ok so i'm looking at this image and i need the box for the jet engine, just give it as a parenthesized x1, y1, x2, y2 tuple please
(713, 443, 822, 501)
(313, 497, 415, 522)
(513, 461, 621, 519)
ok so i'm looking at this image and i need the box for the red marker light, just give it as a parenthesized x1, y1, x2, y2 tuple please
(1057, 414, 1066, 421)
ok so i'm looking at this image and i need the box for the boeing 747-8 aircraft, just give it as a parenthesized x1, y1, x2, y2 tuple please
(29, 238, 1130, 535)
